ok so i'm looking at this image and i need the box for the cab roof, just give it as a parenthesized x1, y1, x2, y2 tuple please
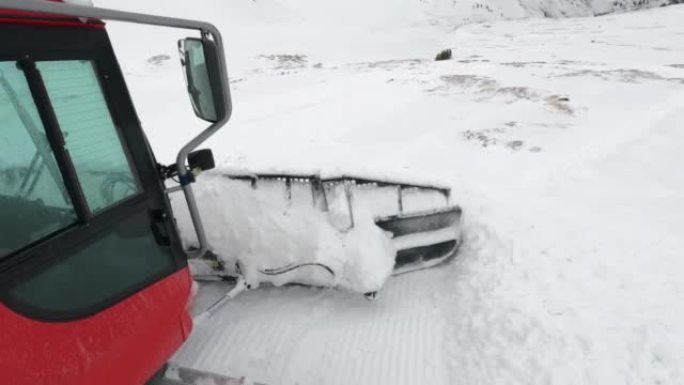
(0, 0, 104, 29)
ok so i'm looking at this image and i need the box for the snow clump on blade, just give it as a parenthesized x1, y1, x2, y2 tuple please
(172, 171, 396, 294)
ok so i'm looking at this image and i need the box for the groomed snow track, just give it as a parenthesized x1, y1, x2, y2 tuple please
(172, 259, 459, 385)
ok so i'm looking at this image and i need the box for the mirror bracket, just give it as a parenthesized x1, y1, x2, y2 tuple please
(188, 148, 215, 173)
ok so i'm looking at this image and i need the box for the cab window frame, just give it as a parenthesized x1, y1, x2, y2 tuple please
(0, 24, 188, 321)
(36, 58, 144, 215)
(0, 59, 79, 258)
(0, 54, 144, 262)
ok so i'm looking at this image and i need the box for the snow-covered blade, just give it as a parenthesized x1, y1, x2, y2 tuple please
(191, 171, 463, 280)
(174, 171, 397, 295)
(377, 206, 462, 274)
(174, 170, 462, 295)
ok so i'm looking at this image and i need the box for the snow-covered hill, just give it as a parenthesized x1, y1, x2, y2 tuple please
(101, 0, 510, 69)
(96, 1, 684, 384)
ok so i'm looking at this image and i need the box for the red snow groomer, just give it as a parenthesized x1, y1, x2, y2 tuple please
(0, 1, 462, 384)
(0, 1, 232, 384)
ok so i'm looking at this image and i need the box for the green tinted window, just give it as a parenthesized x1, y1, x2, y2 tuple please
(0, 61, 77, 258)
(37, 60, 139, 213)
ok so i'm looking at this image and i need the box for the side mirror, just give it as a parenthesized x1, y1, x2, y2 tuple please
(188, 149, 215, 173)
(178, 37, 227, 123)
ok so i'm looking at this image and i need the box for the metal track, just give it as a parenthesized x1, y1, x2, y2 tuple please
(149, 364, 263, 385)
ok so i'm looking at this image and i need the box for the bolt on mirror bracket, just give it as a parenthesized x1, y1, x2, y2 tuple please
(188, 149, 215, 173)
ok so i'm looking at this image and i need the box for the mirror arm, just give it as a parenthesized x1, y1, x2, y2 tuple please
(175, 28, 232, 260)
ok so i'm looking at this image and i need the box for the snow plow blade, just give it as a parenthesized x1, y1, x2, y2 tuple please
(223, 172, 463, 273)
(377, 206, 462, 274)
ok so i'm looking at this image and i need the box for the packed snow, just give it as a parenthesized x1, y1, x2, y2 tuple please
(98, 0, 684, 384)
(173, 173, 397, 294)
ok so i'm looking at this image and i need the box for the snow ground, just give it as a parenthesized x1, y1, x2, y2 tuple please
(98, 1, 684, 384)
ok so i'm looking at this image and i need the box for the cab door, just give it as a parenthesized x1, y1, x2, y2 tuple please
(0, 24, 191, 385)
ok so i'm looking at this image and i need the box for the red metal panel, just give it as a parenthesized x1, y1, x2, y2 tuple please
(0, 0, 104, 29)
(0, 267, 193, 385)
(0, 16, 104, 29)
